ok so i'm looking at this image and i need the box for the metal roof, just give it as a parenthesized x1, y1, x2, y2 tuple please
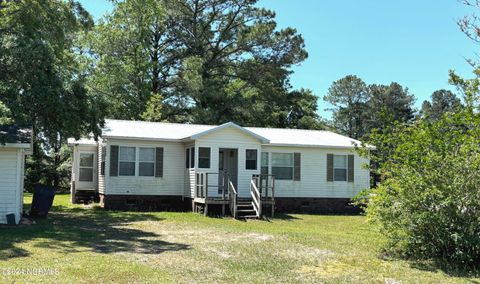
(95, 119, 365, 149)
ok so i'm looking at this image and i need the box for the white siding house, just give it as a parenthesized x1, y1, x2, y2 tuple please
(69, 119, 372, 215)
(0, 126, 32, 224)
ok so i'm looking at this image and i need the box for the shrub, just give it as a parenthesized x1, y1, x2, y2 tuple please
(357, 108, 480, 268)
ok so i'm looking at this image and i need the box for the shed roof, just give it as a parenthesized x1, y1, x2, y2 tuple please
(98, 119, 366, 149)
(0, 125, 32, 148)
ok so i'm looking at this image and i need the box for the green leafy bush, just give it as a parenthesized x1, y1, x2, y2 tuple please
(357, 108, 480, 268)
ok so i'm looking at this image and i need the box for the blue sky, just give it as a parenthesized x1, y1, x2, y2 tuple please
(79, 0, 478, 118)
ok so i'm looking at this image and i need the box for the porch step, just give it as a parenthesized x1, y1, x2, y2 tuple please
(237, 209, 256, 213)
(235, 201, 258, 219)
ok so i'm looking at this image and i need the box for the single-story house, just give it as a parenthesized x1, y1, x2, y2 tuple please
(0, 125, 32, 224)
(68, 119, 372, 218)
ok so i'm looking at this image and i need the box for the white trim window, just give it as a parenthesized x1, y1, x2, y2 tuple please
(139, 148, 155, 177)
(119, 146, 136, 176)
(246, 149, 257, 170)
(79, 153, 94, 182)
(333, 155, 347, 181)
(271, 153, 293, 180)
(198, 147, 210, 168)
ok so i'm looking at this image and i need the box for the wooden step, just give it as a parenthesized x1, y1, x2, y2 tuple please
(237, 209, 256, 213)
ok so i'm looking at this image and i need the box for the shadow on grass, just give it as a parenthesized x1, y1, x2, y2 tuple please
(269, 213, 301, 221)
(0, 202, 190, 260)
(408, 260, 480, 280)
(378, 250, 480, 279)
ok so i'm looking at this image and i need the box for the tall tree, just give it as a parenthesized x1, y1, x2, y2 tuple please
(366, 82, 415, 135)
(0, 0, 105, 189)
(88, 0, 318, 128)
(323, 75, 369, 139)
(420, 89, 463, 122)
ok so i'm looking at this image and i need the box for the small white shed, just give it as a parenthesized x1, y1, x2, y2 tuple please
(0, 126, 31, 224)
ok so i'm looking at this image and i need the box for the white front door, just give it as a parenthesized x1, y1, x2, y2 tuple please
(77, 151, 96, 190)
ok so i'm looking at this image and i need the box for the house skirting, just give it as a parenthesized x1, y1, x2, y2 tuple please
(98, 195, 359, 214)
(99, 194, 191, 211)
(274, 197, 360, 214)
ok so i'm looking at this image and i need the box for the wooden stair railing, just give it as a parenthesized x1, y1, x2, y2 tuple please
(228, 180, 238, 219)
(252, 174, 276, 218)
(250, 180, 261, 218)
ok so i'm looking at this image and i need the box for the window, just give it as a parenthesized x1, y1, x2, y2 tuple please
(246, 149, 257, 170)
(119, 146, 136, 176)
(190, 147, 195, 168)
(139, 148, 155, 176)
(100, 146, 106, 176)
(185, 148, 190, 168)
(79, 153, 94, 182)
(261, 152, 269, 175)
(198, 147, 210, 168)
(271, 153, 293, 180)
(333, 155, 347, 181)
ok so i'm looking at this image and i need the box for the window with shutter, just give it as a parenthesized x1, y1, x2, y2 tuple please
(119, 146, 136, 176)
(139, 148, 155, 176)
(272, 153, 293, 180)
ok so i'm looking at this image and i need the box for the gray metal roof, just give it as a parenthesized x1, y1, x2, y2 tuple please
(98, 119, 366, 149)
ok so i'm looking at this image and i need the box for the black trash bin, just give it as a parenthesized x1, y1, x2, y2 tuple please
(30, 185, 56, 218)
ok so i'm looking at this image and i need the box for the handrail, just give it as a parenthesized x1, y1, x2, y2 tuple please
(195, 171, 229, 200)
(250, 180, 261, 218)
(228, 180, 238, 218)
(252, 174, 276, 200)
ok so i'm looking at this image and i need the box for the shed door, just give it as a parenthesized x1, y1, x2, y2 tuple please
(77, 151, 96, 190)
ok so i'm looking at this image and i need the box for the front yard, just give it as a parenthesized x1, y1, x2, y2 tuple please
(0, 194, 477, 283)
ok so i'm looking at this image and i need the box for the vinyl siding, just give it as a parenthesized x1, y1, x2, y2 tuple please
(195, 127, 262, 198)
(261, 146, 370, 198)
(0, 149, 22, 224)
(105, 139, 185, 196)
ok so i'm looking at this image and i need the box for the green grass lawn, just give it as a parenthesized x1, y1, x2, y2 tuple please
(0, 194, 477, 283)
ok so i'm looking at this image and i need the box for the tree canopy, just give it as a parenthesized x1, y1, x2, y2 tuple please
(0, 0, 105, 189)
(324, 75, 415, 140)
(86, 0, 321, 128)
(421, 89, 463, 122)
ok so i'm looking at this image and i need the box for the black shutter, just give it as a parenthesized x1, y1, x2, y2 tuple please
(327, 154, 334, 182)
(190, 147, 195, 168)
(348, 154, 354, 182)
(293, 153, 301, 181)
(156, 147, 164, 177)
(185, 148, 190, 168)
(110, 145, 119, 177)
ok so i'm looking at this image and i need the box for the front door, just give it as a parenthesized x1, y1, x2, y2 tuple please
(218, 149, 238, 195)
(77, 151, 96, 190)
